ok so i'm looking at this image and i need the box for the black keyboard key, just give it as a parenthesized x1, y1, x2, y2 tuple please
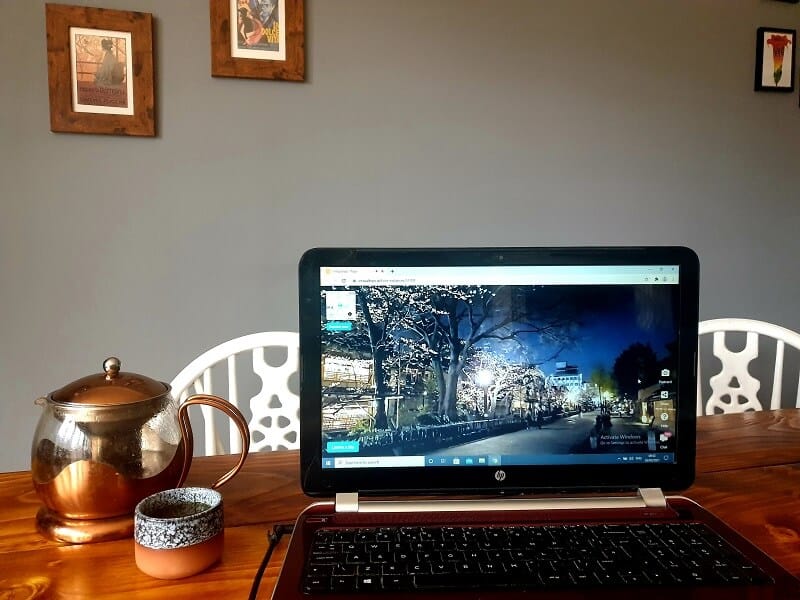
(572, 571, 600, 586)
(406, 562, 431, 575)
(439, 549, 464, 562)
(594, 570, 623, 586)
(306, 564, 332, 577)
(358, 564, 380, 576)
(330, 575, 356, 592)
(302, 575, 330, 593)
(308, 553, 336, 564)
(431, 562, 457, 574)
(646, 569, 676, 585)
(479, 561, 504, 575)
(415, 573, 492, 589)
(356, 575, 381, 591)
(345, 552, 367, 564)
(454, 561, 481, 575)
(382, 574, 413, 590)
(618, 568, 651, 586)
(331, 563, 356, 576)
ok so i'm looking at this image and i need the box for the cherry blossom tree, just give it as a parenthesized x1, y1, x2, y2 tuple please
(323, 284, 575, 428)
(461, 348, 547, 417)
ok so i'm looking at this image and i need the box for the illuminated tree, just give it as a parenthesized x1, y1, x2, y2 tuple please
(461, 348, 547, 416)
(396, 285, 573, 420)
(324, 284, 575, 427)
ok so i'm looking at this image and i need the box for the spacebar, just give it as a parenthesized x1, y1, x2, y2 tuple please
(415, 573, 518, 590)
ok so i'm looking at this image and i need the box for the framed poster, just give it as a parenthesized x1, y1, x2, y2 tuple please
(70, 28, 134, 115)
(754, 27, 796, 92)
(210, 0, 305, 81)
(45, 3, 155, 136)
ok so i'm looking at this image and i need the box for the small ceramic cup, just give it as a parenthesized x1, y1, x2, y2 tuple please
(134, 487, 224, 579)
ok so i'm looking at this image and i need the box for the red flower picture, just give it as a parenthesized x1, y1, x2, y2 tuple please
(755, 27, 796, 92)
(767, 34, 792, 85)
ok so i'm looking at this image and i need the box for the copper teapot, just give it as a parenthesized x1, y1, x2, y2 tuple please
(31, 357, 250, 544)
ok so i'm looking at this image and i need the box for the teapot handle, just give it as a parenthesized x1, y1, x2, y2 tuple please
(176, 394, 251, 490)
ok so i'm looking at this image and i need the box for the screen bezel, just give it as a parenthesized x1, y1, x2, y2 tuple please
(298, 246, 699, 497)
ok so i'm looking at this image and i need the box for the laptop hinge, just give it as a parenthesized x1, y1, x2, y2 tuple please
(335, 492, 360, 512)
(638, 487, 667, 508)
(335, 488, 666, 513)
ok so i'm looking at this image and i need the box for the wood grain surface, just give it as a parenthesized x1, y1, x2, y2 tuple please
(1, 410, 799, 599)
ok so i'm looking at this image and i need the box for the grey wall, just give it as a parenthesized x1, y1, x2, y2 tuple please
(2, 1, 799, 472)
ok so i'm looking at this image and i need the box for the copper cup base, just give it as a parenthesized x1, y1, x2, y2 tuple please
(36, 507, 133, 544)
(135, 532, 224, 579)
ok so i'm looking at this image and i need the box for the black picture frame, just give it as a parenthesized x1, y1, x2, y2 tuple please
(754, 27, 796, 92)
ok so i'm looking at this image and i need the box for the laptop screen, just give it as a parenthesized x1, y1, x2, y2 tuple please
(299, 247, 699, 496)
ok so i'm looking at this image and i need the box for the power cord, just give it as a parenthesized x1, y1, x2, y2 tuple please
(248, 522, 296, 600)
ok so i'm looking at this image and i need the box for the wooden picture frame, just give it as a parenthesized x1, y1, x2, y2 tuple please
(45, 4, 155, 136)
(210, 0, 304, 81)
(754, 27, 796, 92)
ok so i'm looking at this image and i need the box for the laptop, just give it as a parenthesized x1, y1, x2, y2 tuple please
(271, 246, 800, 599)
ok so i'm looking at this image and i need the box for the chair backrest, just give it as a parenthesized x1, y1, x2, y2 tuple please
(697, 318, 800, 415)
(170, 331, 300, 456)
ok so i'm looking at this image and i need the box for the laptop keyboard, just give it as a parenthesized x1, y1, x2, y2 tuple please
(302, 522, 772, 594)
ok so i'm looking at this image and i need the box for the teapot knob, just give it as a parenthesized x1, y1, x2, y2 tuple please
(103, 357, 121, 380)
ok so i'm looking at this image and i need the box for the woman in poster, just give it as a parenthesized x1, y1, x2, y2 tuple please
(237, 0, 279, 49)
(94, 38, 124, 86)
(237, 5, 262, 46)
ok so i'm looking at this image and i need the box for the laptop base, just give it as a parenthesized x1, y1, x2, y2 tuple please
(272, 496, 800, 599)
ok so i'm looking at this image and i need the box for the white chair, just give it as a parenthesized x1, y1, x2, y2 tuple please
(697, 318, 800, 415)
(170, 331, 300, 456)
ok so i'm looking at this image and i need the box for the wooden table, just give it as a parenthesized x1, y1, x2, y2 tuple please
(2, 410, 800, 598)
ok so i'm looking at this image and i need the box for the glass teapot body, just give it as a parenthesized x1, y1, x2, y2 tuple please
(31, 357, 188, 543)
(31, 391, 185, 520)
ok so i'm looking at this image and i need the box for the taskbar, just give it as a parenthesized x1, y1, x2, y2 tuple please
(321, 452, 675, 469)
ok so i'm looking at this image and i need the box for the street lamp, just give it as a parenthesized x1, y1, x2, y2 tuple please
(477, 369, 493, 415)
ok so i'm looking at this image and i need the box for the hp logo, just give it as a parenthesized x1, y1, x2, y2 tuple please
(494, 470, 506, 482)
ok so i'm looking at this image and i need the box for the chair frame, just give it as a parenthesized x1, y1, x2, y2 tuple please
(170, 331, 299, 456)
(697, 318, 800, 415)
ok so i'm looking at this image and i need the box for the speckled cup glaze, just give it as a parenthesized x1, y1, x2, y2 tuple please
(134, 487, 223, 579)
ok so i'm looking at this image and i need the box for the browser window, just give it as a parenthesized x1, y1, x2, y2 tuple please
(318, 263, 682, 470)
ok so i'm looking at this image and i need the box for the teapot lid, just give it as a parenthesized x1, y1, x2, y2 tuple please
(50, 357, 170, 406)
